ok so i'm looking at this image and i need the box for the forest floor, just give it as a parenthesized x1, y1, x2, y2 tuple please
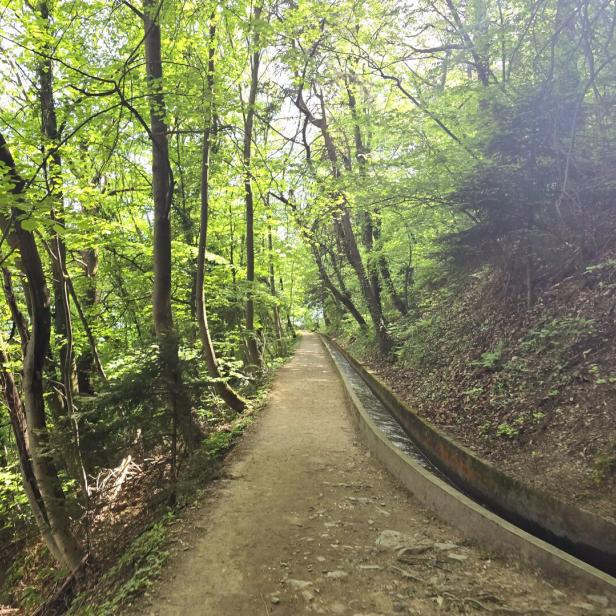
(353, 259, 616, 524)
(134, 334, 610, 616)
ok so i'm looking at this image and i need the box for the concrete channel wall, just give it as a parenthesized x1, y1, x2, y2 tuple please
(321, 335, 616, 599)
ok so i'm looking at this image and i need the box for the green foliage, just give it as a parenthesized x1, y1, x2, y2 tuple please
(0, 548, 65, 612)
(202, 426, 243, 460)
(473, 343, 504, 371)
(399, 318, 442, 368)
(520, 317, 596, 353)
(1, 0, 616, 605)
(496, 423, 518, 439)
(0, 464, 30, 532)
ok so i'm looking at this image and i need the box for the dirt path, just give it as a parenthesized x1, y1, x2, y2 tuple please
(137, 334, 611, 615)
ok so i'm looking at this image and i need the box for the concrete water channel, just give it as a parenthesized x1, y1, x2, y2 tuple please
(322, 338, 451, 483)
(321, 336, 616, 599)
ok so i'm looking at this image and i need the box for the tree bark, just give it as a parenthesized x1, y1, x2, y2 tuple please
(76, 244, 100, 394)
(344, 74, 383, 315)
(312, 246, 367, 329)
(35, 0, 88, 497)
(142, 0, 193, 455)
(243, 4, 263, 370)
(2, 266, 29, 354)
(372, 218, 408, 315)
(266, 205, 285, 353)
(197, 15, 246, 412)
(0, 338, 62, 564)
(0, 132, 83, 570)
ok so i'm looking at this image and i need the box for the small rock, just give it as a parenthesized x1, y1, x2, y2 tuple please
(326, 570, 348, 579)
(571, 603, 596, 612)
(287, 579, 313, 589)
(447, 553, 468, 562)
(358, 564, 382, 570)
(301, 590, 315, 602)
(587, 595, 609, 608)
(552, 590, 566, 600)
(433, 542, 457, 551)
(376, 530, 408, 550)
(316, 556, 326, 562)
(271, 596, 280, 605)
(331, 603, 346, 614)
(348, 496, 371, 505)
(397, 545, 431, 557)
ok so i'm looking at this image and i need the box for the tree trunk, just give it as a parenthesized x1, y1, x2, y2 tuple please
(2, 267, 29, 355)
(0, 132, 84, 571)
(295, 87, 392, 353)
(372, 218, 408, 315)
(345, 74, 383, 315)
(312, 246, 367, 329)
(66, 275, 107, 386)
(197, 15, 246, 412)
(243, 4, 263, 370)
(335, 207, 392, 353)
(266, 207, 285, 353)
(142, 0, 194, 456)
(0, 338, 63, 564)
(76, 244, 100, 394)
(35, 0, 88, 497)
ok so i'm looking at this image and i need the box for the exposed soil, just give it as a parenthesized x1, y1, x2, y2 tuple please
(135, 334, 611, 616)
(356, 258, 616, 524)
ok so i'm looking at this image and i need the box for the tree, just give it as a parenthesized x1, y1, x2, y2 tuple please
(197, 12, 246, 412)
(242, 2, 264, 369)
(0, 133, 84, 571)
(142, 0, 194, 459)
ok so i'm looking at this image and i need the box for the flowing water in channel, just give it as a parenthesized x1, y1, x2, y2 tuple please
(322, 339, 451, 485)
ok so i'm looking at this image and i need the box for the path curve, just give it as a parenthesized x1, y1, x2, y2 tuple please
(138, 334, 606, 615)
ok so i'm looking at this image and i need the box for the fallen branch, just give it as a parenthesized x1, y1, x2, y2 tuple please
(32, 554, 89, 616)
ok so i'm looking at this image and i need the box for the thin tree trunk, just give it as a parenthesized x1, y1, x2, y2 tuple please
(76, 244, 100, 393)
(36, 0, 87, 497)
(0, 338, 63, 564)
(0, 133, 83, 571)
(2, 267, 29, 354)
(243, 4, 263, 370)
(66, 276, 107, 384)
(372, 218, 408, 315)
(266, 206, 285, 353)
(335, 207, 392, 352)
(312, 246, 367, 329)
(295, 88, 392, 353)
(271, 191, 368, 331)
(197, 15, 246, 412)
(345, 74, 383, 314)
(142, 0, 193, 460)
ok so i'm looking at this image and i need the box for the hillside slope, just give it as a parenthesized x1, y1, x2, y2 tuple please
(347, 252, 616, 523)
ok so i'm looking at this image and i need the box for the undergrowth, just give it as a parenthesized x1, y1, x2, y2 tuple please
(57, 337, 296, 616)
(66, 518, 170, 616)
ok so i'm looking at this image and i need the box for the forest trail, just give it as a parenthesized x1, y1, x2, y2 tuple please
(137, 334, 601, 616)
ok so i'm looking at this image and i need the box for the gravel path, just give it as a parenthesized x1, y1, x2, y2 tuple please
(137, 334, 612, 615)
